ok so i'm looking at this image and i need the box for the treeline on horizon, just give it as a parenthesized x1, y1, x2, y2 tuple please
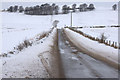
(2, 3, 117, 15)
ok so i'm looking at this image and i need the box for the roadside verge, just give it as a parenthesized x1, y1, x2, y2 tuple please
(64, 28, 119, 69)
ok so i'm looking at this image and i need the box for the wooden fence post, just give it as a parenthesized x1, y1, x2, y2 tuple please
(109, 41, 111, 46)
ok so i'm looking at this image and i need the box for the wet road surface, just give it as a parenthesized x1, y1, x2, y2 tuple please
(58, 29, 118, 78)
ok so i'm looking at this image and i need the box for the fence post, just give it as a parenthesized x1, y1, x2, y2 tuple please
(109, 41, 111, 46)
(105, 40, 108, 45)
(70, 12, 72, 27)
(115, 42, 117, 48)
(119, 43, 120, 49)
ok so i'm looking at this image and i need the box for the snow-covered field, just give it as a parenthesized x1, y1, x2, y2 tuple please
(77, 27, 118, 44)
(1, 2, 118, 53)
(2, 12, 53, 53)
(0, 2, 118, 78)
(2, 28, 58, 78)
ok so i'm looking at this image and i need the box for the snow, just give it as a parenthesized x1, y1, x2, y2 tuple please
(64, 28, 118, 68)
(2, 28, 57, 78)
(77, 27, 118, 44)
(60, 49, 65, 54)
(2, 12, 53, 53)
(71, 57, 79, 61)
(0, 2, 118, 78)
(1, 2, 118, 53)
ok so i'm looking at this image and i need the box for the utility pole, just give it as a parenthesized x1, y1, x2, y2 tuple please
(51, 14, 53, 27)
(71, 12, 72, 27)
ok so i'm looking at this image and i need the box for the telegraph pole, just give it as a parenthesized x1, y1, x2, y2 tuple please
(71, 12, 72, 27)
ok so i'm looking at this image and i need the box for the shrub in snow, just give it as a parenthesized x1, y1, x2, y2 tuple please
(16, 40, 32, 51)
(2, 53, 7, 57)
(9, 51, 14, 54)
(23, 40, 32, 48)
(17, 44, 24, 51)
(112, 4, 117, 10)
(37, 32, 48, 40)
(99, 33, 107, 43)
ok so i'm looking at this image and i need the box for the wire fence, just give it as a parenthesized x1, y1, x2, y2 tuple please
(66, 26, 119, 49)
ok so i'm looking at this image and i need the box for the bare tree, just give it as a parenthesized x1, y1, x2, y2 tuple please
(100, 33, 107, 43)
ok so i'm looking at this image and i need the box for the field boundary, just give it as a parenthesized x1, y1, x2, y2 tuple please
(65, 27, 119, 49)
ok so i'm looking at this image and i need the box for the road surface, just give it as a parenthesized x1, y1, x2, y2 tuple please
(58, 29, 118, 78)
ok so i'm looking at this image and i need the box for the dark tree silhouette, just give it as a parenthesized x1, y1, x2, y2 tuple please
(79, 3, 88, 12)
(54, 5, 59, 14)
(24, 7, 29, 14)
(62, 5, 69, 14)
(72, 4, 76, 12)
(19, 6, 24, 12)
(7, 6, 14, 12)
(13, 5, 18, 12)
(88, 4, 95, 11)
(112, 4, 117, 10)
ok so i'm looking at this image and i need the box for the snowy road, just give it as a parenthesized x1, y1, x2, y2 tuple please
(58, 29, 118, 78)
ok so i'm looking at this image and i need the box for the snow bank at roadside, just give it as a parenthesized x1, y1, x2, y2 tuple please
(2, 28, 61, 78)
(64, 28, 119, 68)
(77, 27, 118, 44)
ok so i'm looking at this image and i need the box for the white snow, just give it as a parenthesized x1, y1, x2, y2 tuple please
(0, 2, 118, 78)
(60, 49, 65, 54)
(1, 2, 118, 53)
(77, 27, 118, 44)
(71, 57, 79, 61)
(2, 12, 53, 53)
(64, 28, 118, 68)
(2, 28, 57, 78)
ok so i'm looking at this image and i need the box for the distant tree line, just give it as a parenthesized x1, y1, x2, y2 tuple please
(62, 3, 95, 14)
(24, 3, 59, 15)
(7, 5, 24, 12)
(5, 3, 96, 15)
